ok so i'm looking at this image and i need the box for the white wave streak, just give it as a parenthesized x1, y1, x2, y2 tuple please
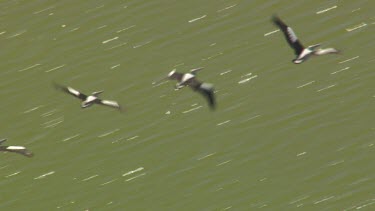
(339, 56, 359, 64)
(238, 75, 258, 84)
(7, 30, 27, 39)
(202, 52, 223, 61)
(117, 25, 136, 33)
(197, 152, 216, 160)
(125, 173, 146, 182)
(349, 177, 370, 186)
(133, 41, 151, 48)
(217, 4, 237, 12)
(241, 114, 261, 122)
(351, 8, 361, 13)
(18, 64, 41, 72)
(220, 70, 232, 75)
(127, 136, 139, 141)
(0, 165, 8, 170)
(62, 134, 80, 142)
(297, 81, 315, 88)
(70, 27, 80, 32)
(152, 80, 168, 88)
(105, 42, 127, 51)
(314, 196, 335, 204)
(95, 25, 106, 30)
(264, 29, 280, 37)
(33, 6, 55, 14)
(41, 109, 58, 117)
(317, 84, 337, 92)
(101, 178, 118, 186)
(111, 64, 120, 69)
(34, 171, 55, 179)
(331, 67, 350, 74)
(42, 116, 64, 128)
(217, 160, 232, 166)
(327, 160, 344, 166)
(85, 5, 104, 13)
(45, 64, 66, 73)
(296, 152, 307, 156)
(182, 105, 203, 113)
(173, 63, 184, 68)
(217, 120, 230, 126)
(98, 129, 120, 138)
(352, 199, 375, 210)
(123, 168, 146, 182)
(316, 5, 337, 14)
(5, 171, 21, 178)
(23, 105, 43, 114)
(346, 23, 367, 32)
(82, 174, 98, 181)
(102, 37, 119, 44)
(188, 15, 207, 23)
(122, 167, 144, 177)
(289, 195, 310, 204)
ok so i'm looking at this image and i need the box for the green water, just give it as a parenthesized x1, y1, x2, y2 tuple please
(0, 0, 374, 210)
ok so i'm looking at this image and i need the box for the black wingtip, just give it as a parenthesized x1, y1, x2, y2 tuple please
(197, 83, 216, 111)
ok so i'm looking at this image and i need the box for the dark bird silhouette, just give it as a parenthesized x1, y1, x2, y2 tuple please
(54, 83, 123, 111)
(272, 15, 339, 64)
(0, 139, 33, 157)
(167, 67, 216, 109)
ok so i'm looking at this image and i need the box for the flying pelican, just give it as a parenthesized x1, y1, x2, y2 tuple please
(54, 83, 123, 111)
(0, 139, 33, 157)
(167, 67, 216, 109)
(272, 15, 340, 64)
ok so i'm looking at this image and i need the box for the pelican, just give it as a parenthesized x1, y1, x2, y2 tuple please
(0, 139, 33, 157)
(272, 15, 340, 64)
(167, 67, 216, 109)
(54, 83, 123, 111)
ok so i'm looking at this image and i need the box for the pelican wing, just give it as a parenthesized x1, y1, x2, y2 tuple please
(197, 83, 216, 110)
(98, 99, 122, 111)
(190, 67, 204, 74)
(54, 83, 87, 100)
(168, 72, 184, 80)
(0, 146, 34, 157)
(314, 48, 340, 55)
(272, 15, 304, 55)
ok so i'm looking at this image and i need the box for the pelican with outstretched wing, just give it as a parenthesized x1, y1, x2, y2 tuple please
(167, 67, 216, 110)
(272, 15, 339, 64)
(54, 83, 123, 111)
(0, 139, 33, 157)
